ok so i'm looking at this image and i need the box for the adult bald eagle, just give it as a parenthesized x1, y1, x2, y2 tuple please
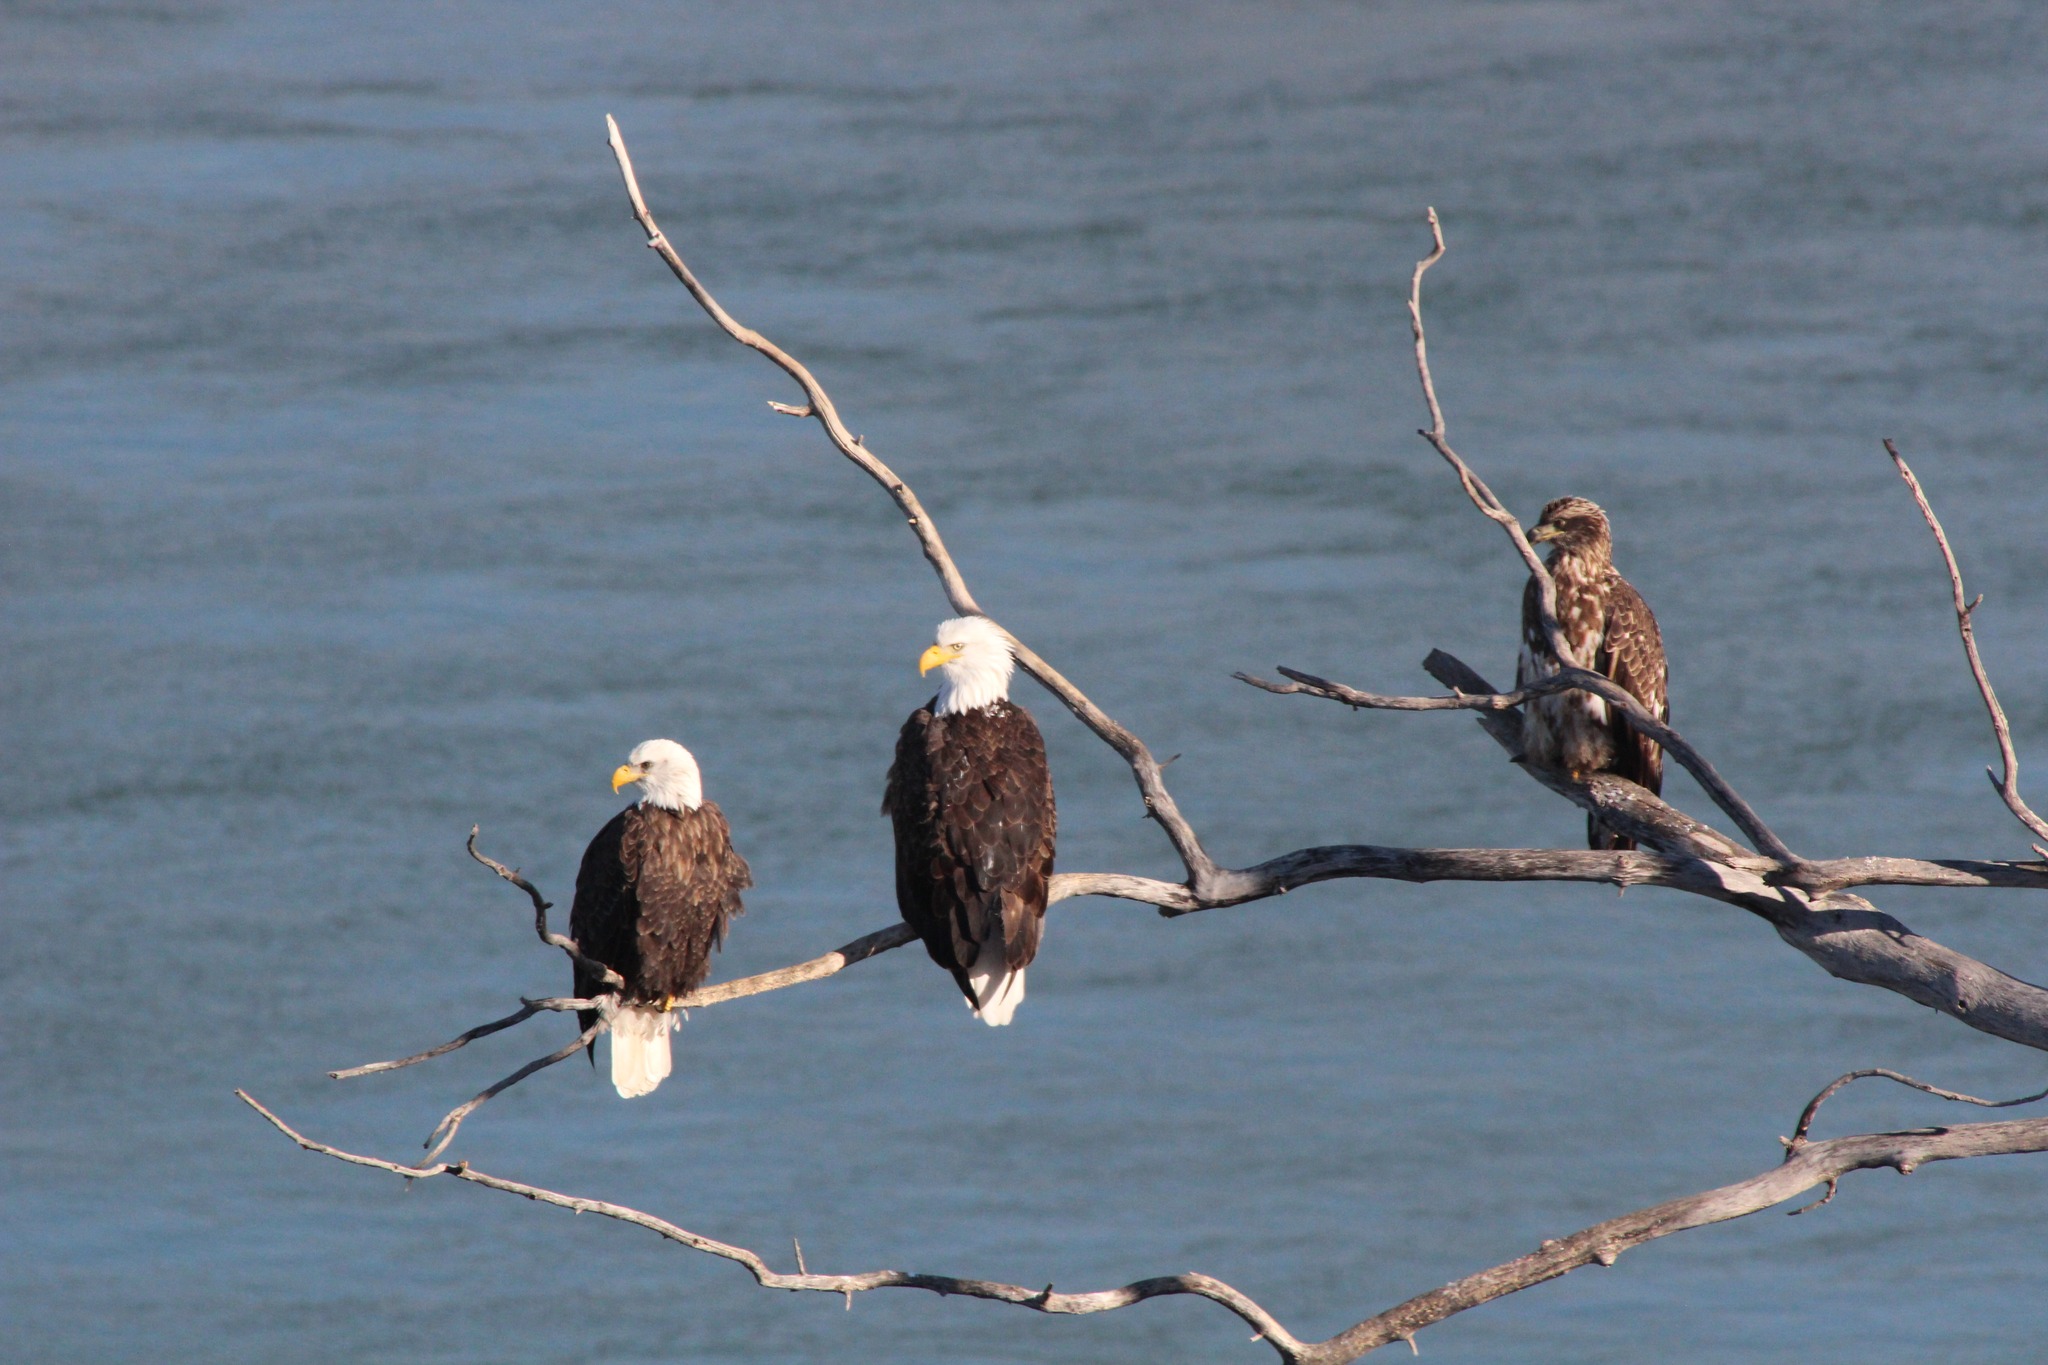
(569, 738, 751, 1097)
(883, 615, 1057, 1026)
(1516, 497, 1670, 851)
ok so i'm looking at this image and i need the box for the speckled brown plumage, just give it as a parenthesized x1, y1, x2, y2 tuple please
(569, 801, 751, 1047)
(1517, 497, 1669, 851)
(882, 698, 1057, 1009)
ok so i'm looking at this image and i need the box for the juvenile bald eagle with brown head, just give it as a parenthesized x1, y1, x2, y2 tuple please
(1516, 497, 1669, 851)
(883, 615, 1056, 1025)
(569, 738, 751, 1097)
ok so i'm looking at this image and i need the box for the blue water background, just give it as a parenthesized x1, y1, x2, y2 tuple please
(5, 3, 2048, 1361)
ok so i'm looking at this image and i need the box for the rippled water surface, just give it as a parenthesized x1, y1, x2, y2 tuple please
(6, 3, 2048, 1361)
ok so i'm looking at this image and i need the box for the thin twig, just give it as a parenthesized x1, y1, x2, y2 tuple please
(329, 998, 599, 1081)
(1886, 440, 2048, 844)
(422, 1022, 602, 1162)
(330, 1002, 542, 1080)
(1786, 1067, 2048, 1150)
(603, 115, 1222, 894)
(241, 1090, 2048, 1363)
(468, 826, 622, 990)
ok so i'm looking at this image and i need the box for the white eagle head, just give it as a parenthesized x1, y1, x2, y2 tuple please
(610, 738, 703, 811)
(919, 615, 1016, 717)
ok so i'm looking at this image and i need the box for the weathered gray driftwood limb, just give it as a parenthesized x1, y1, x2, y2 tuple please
(1887, 439, 2048, 847)
(1231, 649, 2048, 1054)
(239, 1088, 2048, 1364)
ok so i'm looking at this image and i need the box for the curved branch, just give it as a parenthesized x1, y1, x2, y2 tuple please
(1407, 209, 1576, 672)
(240, 1090, 2048, 1364)
(336, 837, 2048, 1104)
(468, 827, 622, 990)
(1886, 440, 2048, 845)
(240, 1091, 1311, 1361)
(1787, 1067, 2048, 1149)
(1784, 855, 2048, 894)
(603, 117, 1219, 891)
(329, 923, 919, 1096)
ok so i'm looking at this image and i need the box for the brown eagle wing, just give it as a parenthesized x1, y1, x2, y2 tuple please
(567, 802, 751, 1048)
(883, 705, 960, 987)
(625, 801, 750, 1004)
(885, 702, 1056, 1002)
(1597, 574, 1668, 799)
(969, 705, 1056, 971)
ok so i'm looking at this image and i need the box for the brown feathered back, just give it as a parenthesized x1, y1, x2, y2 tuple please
(882, 698, 1056, 1008)
(1517, 498, 1669, 850)
(569, 800, 751, 1043)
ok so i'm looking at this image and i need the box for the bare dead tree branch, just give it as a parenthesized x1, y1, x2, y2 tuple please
(328, 998, 598, 1081)
(1315, 1110, 2048, 1360)
(349, 822, 2048, 1097)
(1238, 663, 1796, 864)
(1413, 651, 2048, 1053)
(1786, 1067, 2048, 1150)
(240, 1088, 2048, 1363)
(1407, 209, 1577, 672)
(594, 127, 2048, 1061)
(468, 826, 622, 990)
(331, 1002, 544, 1081)
(421, 1021, 602, 1162)
(670, 923, 919, 1008)
(240, 1091, 1312, 1360)
(1886, 440, 2048, 846)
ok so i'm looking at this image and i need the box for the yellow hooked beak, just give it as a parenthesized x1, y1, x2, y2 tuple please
(611, 764, 642, 793)
(1526, 522, 1562, 543)
(918, 644, 952, 676)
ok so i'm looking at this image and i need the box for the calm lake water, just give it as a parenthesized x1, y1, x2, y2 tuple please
(6, 3, 2048, 1361)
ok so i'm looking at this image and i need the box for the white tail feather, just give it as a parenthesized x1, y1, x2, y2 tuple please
(608, 1005, 678, 1098)
(966, 938, 1026, 1027)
